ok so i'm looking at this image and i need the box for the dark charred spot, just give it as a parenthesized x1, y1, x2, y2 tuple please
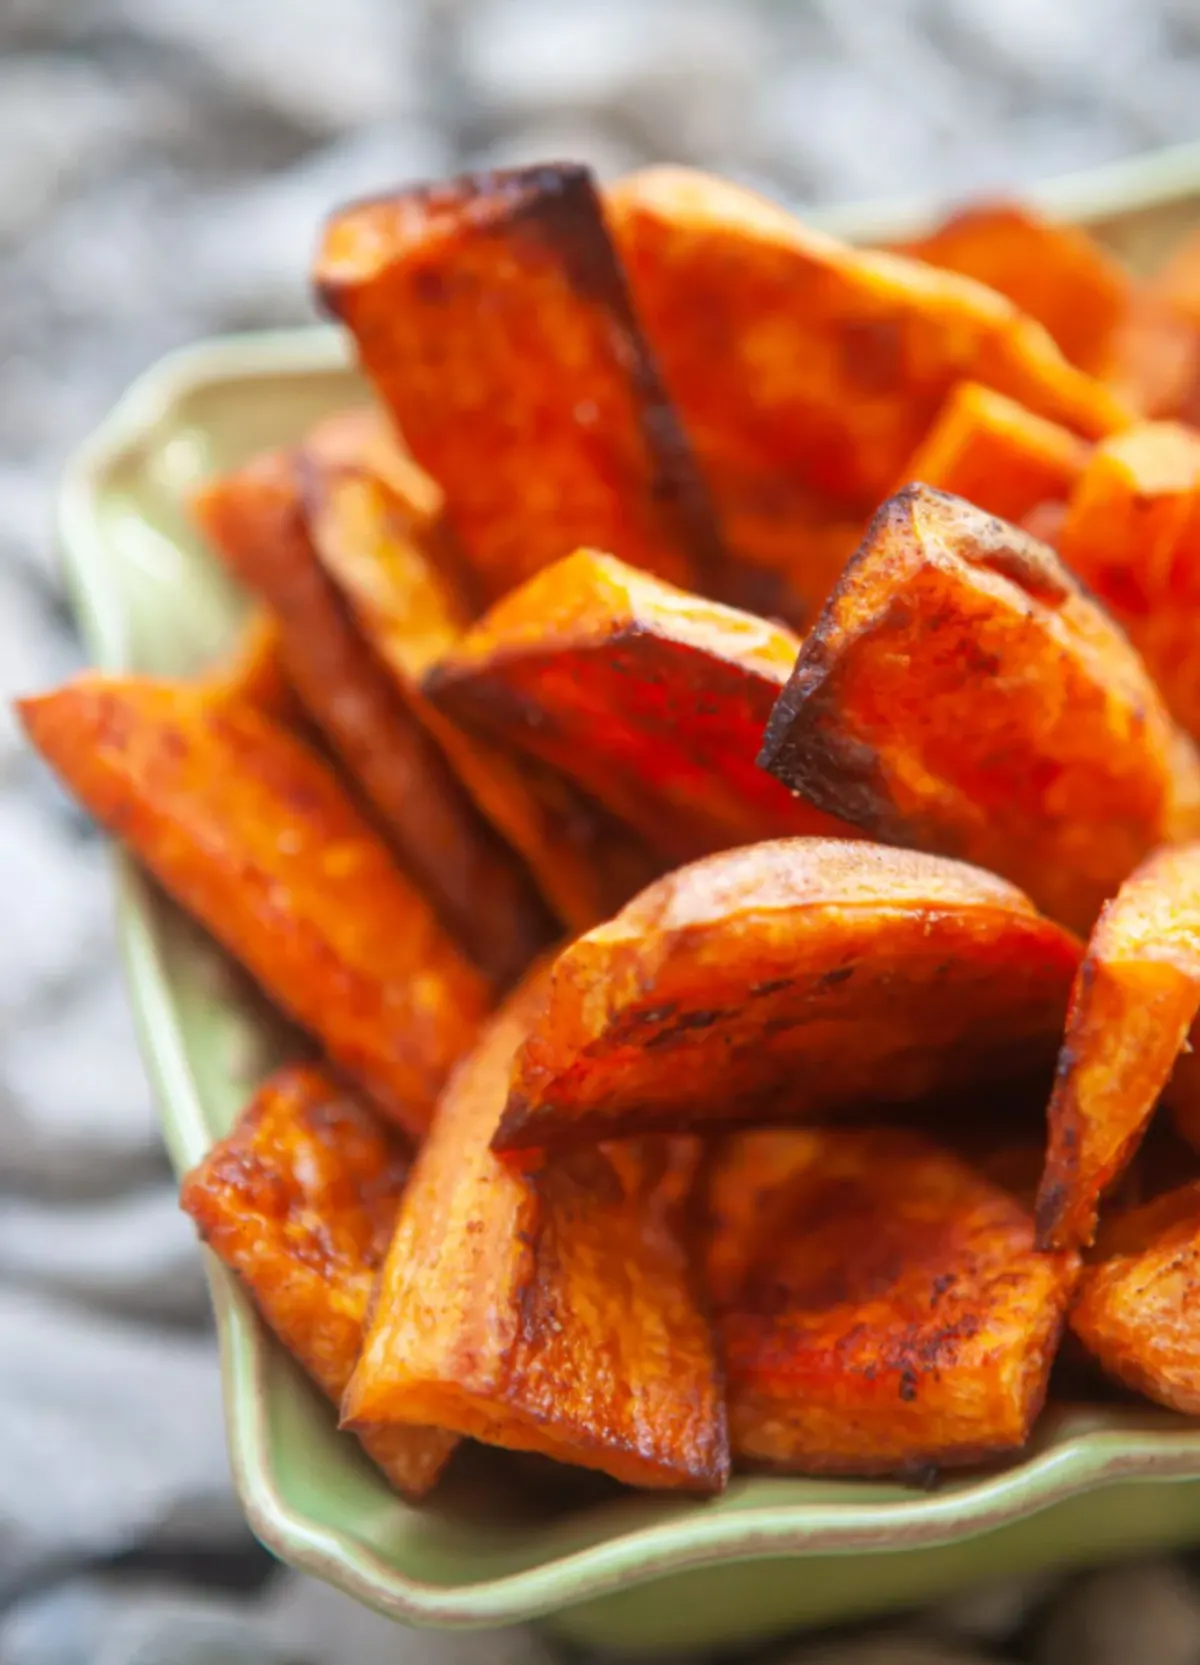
(1035, 1179, 1067, 1248)
(751, 977, 794, 998)
(898, 1368, 919, 1402)
(816, 965, 856, 989)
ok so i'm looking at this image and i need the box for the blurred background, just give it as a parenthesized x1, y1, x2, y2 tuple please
(3, 3, 1200, 1662)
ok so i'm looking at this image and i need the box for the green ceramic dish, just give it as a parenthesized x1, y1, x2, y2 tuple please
(56, 143, 1200, 1655)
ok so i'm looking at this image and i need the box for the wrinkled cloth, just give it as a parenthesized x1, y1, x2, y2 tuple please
(4, 2, 1200, 1661)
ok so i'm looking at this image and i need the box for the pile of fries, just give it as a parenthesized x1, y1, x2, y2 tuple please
(25, 162, 1200, 1499)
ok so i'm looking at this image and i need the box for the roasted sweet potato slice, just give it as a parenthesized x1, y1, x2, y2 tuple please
(425, 550, 852, 863)
(180, 1064, 457, 1496)
(896, 200, 1130, 377)
(1110, 230, 1200, 421)
(315, 163, 726, 606)
(193, 445, 552, 984)
(300, 418, 662, 930)
(896, 381, 1089, 526)
(606, 168, 1129, 622)
(495, 839, 1080, 1150)
(706, 1127, 1077, 1476)
(19, 676, 488, 1138)
(204, 610, 307, 728)
(342, 972, 728, 1492)
(1035, 843, 1200, 1252)
(760, 485, 1200, 933)
(1057, 423, 1200, 739)
(1072, 1180, 1200, 1414)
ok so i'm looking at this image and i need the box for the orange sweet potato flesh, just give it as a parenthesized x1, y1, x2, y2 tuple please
(180, 1064, 458, 1496)
(896, 200, 1131, 378)
(897, 381, 1089, 526)
(605, 168, 1130, 623)
(425, 549, 853, 863)
(494, 839, 1081, 1151)
(1072, 1180, 1200, 1414)
(1058, 423, 1200, 740)
(1111, 230, 1200, 422)
(192, 441, 553, 984)
(706, 1127, 1077, 1475)
(204, 610, 307, 729)
(314, 163, 727, 607)
(18, 676, 488, 1139)
(342, 972, 728, 1492)
(300, 417, 662, 931)
(1035, 843, 1200, 1252)
(759, 485, 1200, 934)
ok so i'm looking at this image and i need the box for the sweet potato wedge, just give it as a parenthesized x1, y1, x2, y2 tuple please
(425, 550, 852, 862)
(315, 163, 726, 606)
(494, 839, 1081, 1150)
(1110, 230, 1200, 421)
(897, 200, 1130, 377)
(18, 676, 488, 1138)
(606, 168, 1130, 622)
(706, 1127, 1077, 1475)
(896, 381, 1089, 526)
(193, 444, 552, 984)
(180, 1064, 458, 1496)
(204, 610, 307, 729)
(1036, 843, 1200, 1252)
(759, 485, 1200, 933)
(1057, 423, 1200, 739)
(1072, 1180, 1200, 1414)
(342, 972, 728, 1492)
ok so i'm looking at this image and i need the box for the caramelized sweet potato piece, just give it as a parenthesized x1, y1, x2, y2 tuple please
(425, 550, 852, 863)
(342, 973, 728, 1492)
(1036, 843, 1200, 1252)
(1072, 1180, 1200, 1413)
(180, 1064, 457, 1496)
(1111, 230, 1200, 421)
(19, 676, 488, 1138)
(897, 200, 1130, 377)
(193, 445, 552, 984)
(897, 381, 1089, 526)
(706, 1127, 1077, 1475)
(1057, 423, 1200, 739)
(760, 486, 1200, 933)
(315, 163, 726, 606)
(495, 839, 1080, 1150)
(204, 610, 306, 729)
(301, 419, 662, 930)
(606, 168, 1129, 621)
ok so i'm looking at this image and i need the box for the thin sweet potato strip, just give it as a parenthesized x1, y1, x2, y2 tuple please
(759, 485, 1200, 933)
(1058, 423, 1200, 739)
(495, 839, 1081, 1150)
(606, 167, 1130, 623)
(424, 550, 852, 863)
(897, 381, 1089, 526)
(18, 675, 488, 1139)
(342, 972, 728, 1493)
(314, 162, 727, 606)
(896, 200, 1130, 377)
(180, 1064, 457, 1496)
(301, 421, 662, 932)
(203, 610, 307, 729)
(1036, 843, 1200, 1252)
(706, 1127, 1077, 1476)
(192, 443, 552, 984)
(1072, 1180, 1200, 1414)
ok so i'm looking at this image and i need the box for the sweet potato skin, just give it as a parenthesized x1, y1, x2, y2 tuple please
(706, 1127, 1077, 1475)
(1036, 843, 1200, 1252)
(606, 168, 1129, 621)
(1072, 1181, 1200, 1414)
(897, 381, 1089, 526)
(299, 429, 663, 933)
(342, 972, 728, 1492)
(1058, 423, 1200, 740)
(193, 443, 553, 985)
(425, 550, 852, 862)
(760, 485, 1200, 934)
(180, 1064, 457, 1496)
(315, 164, 726, 605)
(18, 676, 488, 1139)
(897, 201, 1130, 377)
(496, 839, 1081, 1150)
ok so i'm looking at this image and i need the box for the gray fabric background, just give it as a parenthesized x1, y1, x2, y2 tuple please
(4, 3, 1200, 1660)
